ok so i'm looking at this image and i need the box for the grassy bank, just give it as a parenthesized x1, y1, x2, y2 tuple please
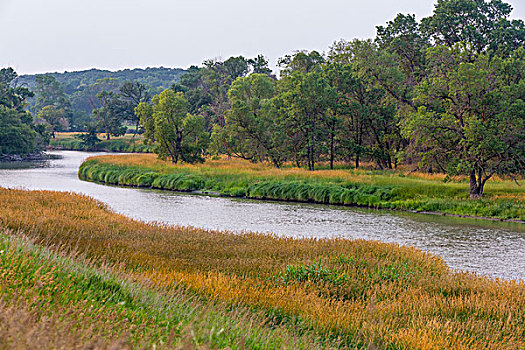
(0, 230, 317, 349)
(1, 188, 524, 349)
(49, 133, 153, 153)
(79, 154, 525, 221)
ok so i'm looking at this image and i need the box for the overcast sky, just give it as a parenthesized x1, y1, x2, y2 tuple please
(1, 0, 524, 75)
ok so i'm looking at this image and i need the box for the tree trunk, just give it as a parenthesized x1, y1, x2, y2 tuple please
(329, 132, 334, 170)
(469, 170, 484, 199)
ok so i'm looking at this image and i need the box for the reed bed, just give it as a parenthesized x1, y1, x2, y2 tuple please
(0, 188, 524, 349)
(79, 155, 525, 220)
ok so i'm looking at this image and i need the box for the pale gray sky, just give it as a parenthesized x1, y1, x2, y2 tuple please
(1, 0, 524, 75)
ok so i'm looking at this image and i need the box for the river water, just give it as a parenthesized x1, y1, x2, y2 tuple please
(1, 151, 524, 281)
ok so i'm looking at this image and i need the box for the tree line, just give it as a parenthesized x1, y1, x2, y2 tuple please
(134, 0, 525, 198)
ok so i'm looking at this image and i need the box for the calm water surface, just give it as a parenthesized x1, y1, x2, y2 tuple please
(1, 151, 524, 281)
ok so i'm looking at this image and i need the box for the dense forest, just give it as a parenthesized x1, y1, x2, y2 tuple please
(1, 0, 524, 198)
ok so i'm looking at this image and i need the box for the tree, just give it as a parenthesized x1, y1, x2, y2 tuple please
(75, 123, 101, 149)
(248, 55, 273, 75)
(421, 0, 525, 55)
(0, 68, 45, 156)
(116, 81, 151, 137)
(278, 50, 325, 77)
(402, 44, 525, 199)
(324, 62, 366, 168)
(216, 73, 284, 167)
(36, 105, 69, 138)
(136, 90, 209, 163)
(376, 13, 430, 87)
(276, 70, 336, 171)
(92, 90, 126, 140)
(328, 40, 404, 169)
(0, 68, 33, 111)
(0, 106, 38, 155)
(34, 75, 71, 114)
(70, 78, 121, 130)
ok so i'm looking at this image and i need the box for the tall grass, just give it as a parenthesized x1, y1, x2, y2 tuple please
(1, 188, 524, 349)
(79, 155, 525, 220)
(0, 229, 330, 349)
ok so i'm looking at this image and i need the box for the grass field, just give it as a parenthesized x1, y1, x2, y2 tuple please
(79, 154, 525, 221)
(49, 133, 153, 153)
(0, 188, 524, 349)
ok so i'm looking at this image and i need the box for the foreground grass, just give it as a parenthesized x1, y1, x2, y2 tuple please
(79, 154, 525, 220)
(49, 133, 152, 153)
(0, 188, 524, 349)
(0, 229, 328, 349)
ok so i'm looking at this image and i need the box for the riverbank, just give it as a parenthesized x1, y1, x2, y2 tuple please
(79, 154, 525, 221)
(0, 229, 318, 349)
(0, 152, 47, 162)
(1, 187, 524, 348)
(49, 132, 153, 153)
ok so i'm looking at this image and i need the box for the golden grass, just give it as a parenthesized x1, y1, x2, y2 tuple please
(90, 154, 525, 189)
(1, 188, 524, 348)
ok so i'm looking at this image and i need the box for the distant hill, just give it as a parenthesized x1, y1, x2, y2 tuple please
(19, 67, 186, 94)
(18, 67, 186, 130)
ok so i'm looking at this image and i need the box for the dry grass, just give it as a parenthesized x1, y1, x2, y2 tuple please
(0, 188, 524, 349)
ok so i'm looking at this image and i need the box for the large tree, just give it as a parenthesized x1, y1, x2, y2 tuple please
(328, 40, 405, 169)
(33, 75, 71, 114)
(403, 45, 525, 198)
(115, 81, 151, 137)
(215, 73, 284, 167)
(421, 0, 525, 55)
(276, 70, 336, 171)
(136, 90, 209, 163)
(0, 68, 44, 156)
(92, 90, 126, 140)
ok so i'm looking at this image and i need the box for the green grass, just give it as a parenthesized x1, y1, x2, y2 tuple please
(78, 155, 525, 221)
(49, 134, 153, 153)
(0, 229, 331, 349)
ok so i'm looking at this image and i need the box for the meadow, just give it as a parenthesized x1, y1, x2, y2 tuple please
(0, 187, 524, 349)
(79, 154, 525, 221)
(49, 133, 153, 153)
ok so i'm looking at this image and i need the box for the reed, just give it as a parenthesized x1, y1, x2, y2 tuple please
(1, 188, 524, 349)
(79, 155, 525, 220)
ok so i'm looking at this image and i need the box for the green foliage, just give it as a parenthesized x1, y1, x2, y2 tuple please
(276, 68, 337, 171)
(0, 106, 38, 155)
(421, 0, 525, 55)
(19, 68, 185, 131)
(137, 90, 209, 163)
(403, 44, 525, 198)
(51, 135, 152, 153)
(0, 68, 45, 156)
(213, 74, 284, 166)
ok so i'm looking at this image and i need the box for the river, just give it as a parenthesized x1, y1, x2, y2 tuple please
(1, 150, 524, 281)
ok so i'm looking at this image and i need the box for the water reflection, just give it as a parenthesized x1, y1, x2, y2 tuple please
(0, 150, 523, 281)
